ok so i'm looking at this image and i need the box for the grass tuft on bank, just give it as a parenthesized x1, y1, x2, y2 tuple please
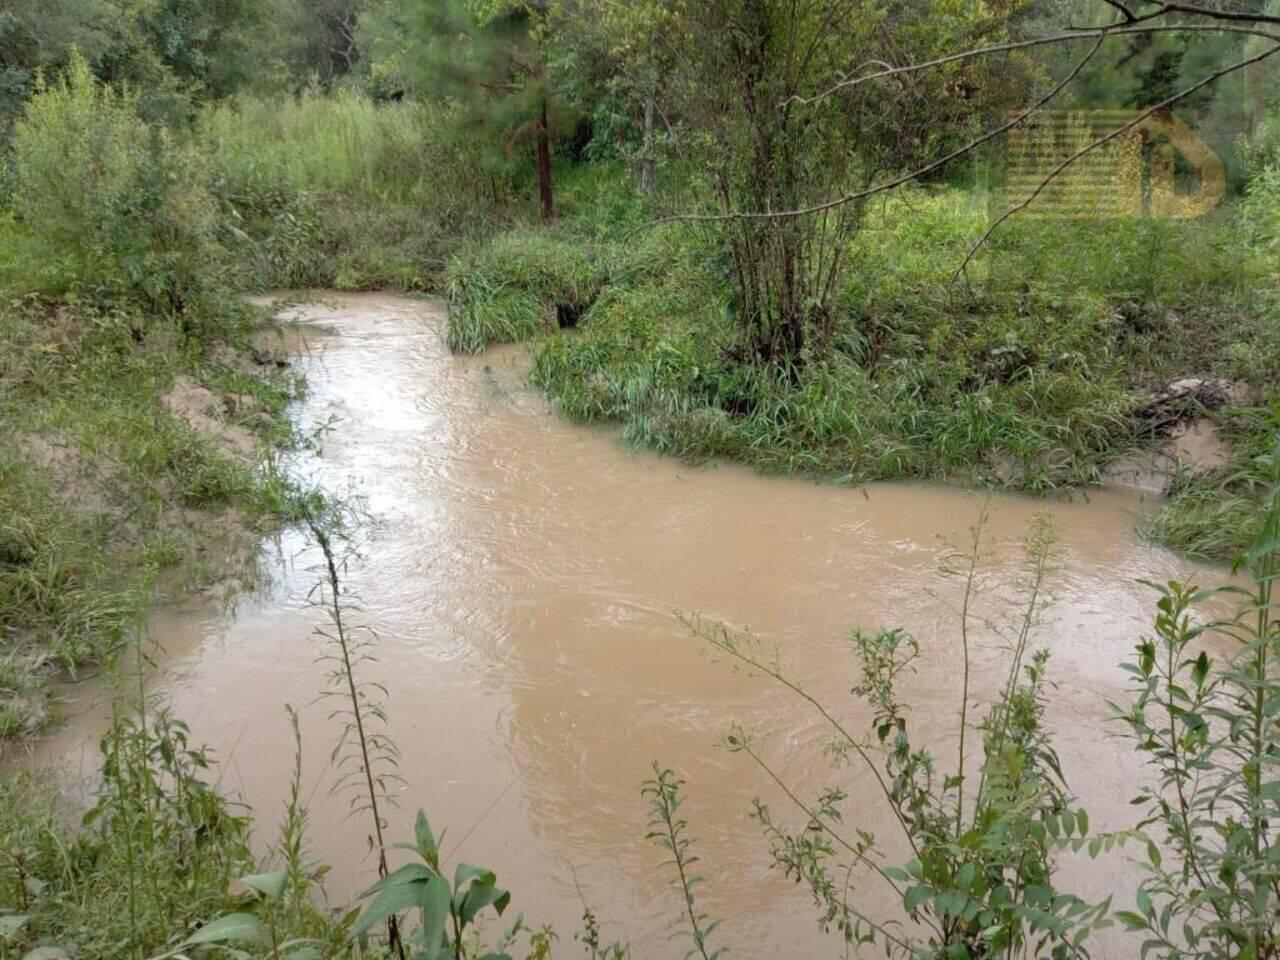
(0, 63, 315, 738)
(447, 182, 1278, 553)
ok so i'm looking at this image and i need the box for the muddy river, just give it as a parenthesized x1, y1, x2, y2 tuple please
(14, 293, 1230, 958)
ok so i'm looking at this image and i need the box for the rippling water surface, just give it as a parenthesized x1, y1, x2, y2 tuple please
(20, 293, 1227, 958)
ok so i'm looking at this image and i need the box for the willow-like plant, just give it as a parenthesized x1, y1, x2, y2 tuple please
(305, 506, 405, 958)
(642, 765, 725, 960)
(1115, 442, 1280, 959)
(353, 808, 524, 960)
(688, 513, 1114, 958)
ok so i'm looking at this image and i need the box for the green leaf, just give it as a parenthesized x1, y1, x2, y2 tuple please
(358, 862, 434, 899)
(184, 913, 270, 947)
(415, 809, 440, 867)
(0, 915, 29, 940)
(239, 871, 288, 903)
(460, 880, 511, 925)
(454, 863, 496, 892)
(1136, 888, 1153, 918)
(1116, 910, 1147, 930)
(354, 879, 430, 936)
(421, 875, 451, 950)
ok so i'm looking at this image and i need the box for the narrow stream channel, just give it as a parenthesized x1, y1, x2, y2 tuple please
(15, 293, 1227, 958)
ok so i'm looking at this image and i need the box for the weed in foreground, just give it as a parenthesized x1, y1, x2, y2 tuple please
(1114, 441, 1280, 958)
(682, 512, 1116, 958)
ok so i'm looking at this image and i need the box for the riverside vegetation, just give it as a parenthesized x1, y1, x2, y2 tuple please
(2, 0, 1280, 957)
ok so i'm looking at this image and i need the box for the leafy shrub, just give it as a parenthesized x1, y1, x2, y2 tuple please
(1117, 445, 1280, 958)
(0, 700, 254, 958)
(5, 55, 224, 314)
(684, 516, 1115, 959)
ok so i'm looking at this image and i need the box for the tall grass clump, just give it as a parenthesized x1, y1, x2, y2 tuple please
(1244, 164, 1280, 264)
(4, 55, 225, 320)
(445, 229, 609, 353)
(203, 91, 454, 201)
(531, 250, 1136, 492)
(202, 91, 503, 292)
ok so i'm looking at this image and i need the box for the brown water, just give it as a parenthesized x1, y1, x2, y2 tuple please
(15, 293, 1229, 958)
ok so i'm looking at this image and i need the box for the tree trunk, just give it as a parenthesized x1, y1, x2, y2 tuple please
(537, 97, 555, 221)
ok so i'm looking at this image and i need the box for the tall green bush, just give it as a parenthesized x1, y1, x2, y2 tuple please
(6, 55, 223, 314)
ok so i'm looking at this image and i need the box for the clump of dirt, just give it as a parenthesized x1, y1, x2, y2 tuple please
(162, 375, 258, 459)
(1108, 376, 1245, 493)
(21, 433, 112, 514)
(1139, 376, 1252, 430)
(1166, 417, 1232, 472)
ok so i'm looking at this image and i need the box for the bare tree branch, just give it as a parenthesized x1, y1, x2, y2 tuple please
(952, 39, 1280, 281)
(1101, 0, 1139, 23)
(640, 31, 1108, 230)
(793, 22, 1278, 109)
(643, 7, 1280, 232)
(1157, 2, 1280, 26)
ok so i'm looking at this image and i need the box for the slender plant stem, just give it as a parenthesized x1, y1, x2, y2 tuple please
(689, 618, 922, 857)
(957, 506, 987, 834)
(309, 519, 405, 960)
(654, 777, 713, 960)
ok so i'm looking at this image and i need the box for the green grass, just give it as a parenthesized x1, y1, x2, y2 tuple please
(1146, 405, 1280, 559)
(0, 694, 347, 959)
(202, 91, 505, 294)
(0, 291, 308, 738)
(444, 228, 612, 353)
(449, 178, 1279, 549)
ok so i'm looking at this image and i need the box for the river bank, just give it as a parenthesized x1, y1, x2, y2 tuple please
(10, 292, 1240, 959)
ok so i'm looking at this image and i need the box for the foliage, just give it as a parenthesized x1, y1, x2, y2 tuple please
(503, 187, 1139, 493)
(306, 509, 407, 956)
(0, 0, 297, 136)
(351, 808, 533, 960)
(1244, 163, 1280, 261)
(5, 55, 225, 318)
(642, 766, 724, 960)
(201, 90, 498, 290)
(0, 687, 255, 958)
(651, 0, 1019, 366)
(687, 513, 1116, 958)
(1116, 444, 1280, 959)
(362, 0, 572, 219)
(445, 227, 609, 352)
